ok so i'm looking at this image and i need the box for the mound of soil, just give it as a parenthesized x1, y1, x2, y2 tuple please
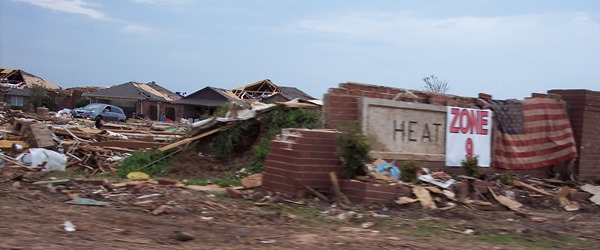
(167, 148, 255, 180)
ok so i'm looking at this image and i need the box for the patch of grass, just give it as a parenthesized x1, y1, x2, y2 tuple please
(184, 179, 209, 186)
(116, 150, 176, 178)
(212, 174, 242, 187)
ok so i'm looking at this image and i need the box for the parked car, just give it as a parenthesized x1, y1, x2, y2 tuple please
(71, 103, 127, 122)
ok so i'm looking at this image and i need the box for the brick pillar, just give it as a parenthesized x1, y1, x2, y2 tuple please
(548, 89, 600, 180)
(262, 129, 343, 195)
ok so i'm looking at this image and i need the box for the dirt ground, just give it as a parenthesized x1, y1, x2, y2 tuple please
(1, 170, 600, 250)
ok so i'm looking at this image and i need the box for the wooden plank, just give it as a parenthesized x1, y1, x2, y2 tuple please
(513, 179, 552, 196)
(90, 141, 167, 149)
(304, 185, 329, 202)
(158, 125, 231, 152)
(329, 171, 351, 204)
(0, 140, 29, 149)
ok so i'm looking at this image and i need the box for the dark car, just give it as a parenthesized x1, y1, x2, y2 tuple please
(71, 103, 127, 122)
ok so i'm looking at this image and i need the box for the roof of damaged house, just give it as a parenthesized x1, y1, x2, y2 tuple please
(86, 81, 180, 102)
(0, 68, 61, 90)
(261, 86, 317, 103)
(174, 86, 246, 107)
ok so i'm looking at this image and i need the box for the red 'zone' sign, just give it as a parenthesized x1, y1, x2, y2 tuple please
(449, 108, 489, 135)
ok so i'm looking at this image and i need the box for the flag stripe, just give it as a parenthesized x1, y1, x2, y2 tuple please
(494, 146, 578, 163)
(493, 150, 578, 169)
(494, 141, 576, 158)
(496, 132, 574, 147)
(523, 119, 570, 128)
(522, 102, 566, 111)
(524, 113, 569, 122)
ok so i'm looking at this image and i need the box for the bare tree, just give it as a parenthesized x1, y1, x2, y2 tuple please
(422, 75, 449, 94)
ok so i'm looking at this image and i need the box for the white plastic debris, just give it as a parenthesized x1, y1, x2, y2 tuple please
(17, 148, 67, 172)
(418, 174, 456, 189)
(63, 221, 76, 232)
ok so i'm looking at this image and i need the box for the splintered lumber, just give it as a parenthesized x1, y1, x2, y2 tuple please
(488, 187, 523, 211)
(90, 141, 167, 149)
(107, 129, 185, 136)
(329, 171, 351, 204)
(0, 140, 29, 150)
(413, 186, 437, 209)
(304, 185, 330, 202)
(50, 127, 93, 140)
(158, 125, 231, 152)
(513, 179, 552, 196)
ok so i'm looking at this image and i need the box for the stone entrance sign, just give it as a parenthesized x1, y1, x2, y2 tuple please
(359, 98, 446, 161)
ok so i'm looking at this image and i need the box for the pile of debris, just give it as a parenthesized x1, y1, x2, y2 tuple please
(0, 112, 188, 175)
(350, 158, 600, 214)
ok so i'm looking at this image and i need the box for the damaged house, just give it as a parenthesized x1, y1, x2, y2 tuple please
(0, 68, 61, 112)
(84, 81, 181, 120)
(175, 79, 317, 121)
(173, 86, 245, 121)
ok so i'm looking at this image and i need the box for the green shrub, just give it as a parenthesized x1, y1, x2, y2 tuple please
(117, 150, 175, 178)
(211, 120, 257, 160)
(74, 98, 90, 108)
(400, 161, 420, 183)
(336, 124, 371, 179)
(500, 172, 514, 185)
(208, 106, 320, 173)
(461, 156, 481, 178)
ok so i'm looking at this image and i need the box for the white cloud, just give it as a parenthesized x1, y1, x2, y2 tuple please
(16, 0, 106, 20)
(292, 12, 600, 49)
(290, 12, 600, 98)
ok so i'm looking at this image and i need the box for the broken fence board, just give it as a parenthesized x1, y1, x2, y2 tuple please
(513, 179, 552, 196)
(159, 125, 232, 152)
(90, 141, 167, 149)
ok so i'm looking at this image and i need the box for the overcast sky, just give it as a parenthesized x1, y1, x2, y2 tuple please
(1, 0, 599, 99)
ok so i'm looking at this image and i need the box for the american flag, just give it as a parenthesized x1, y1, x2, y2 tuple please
(489, 98, 578, 169)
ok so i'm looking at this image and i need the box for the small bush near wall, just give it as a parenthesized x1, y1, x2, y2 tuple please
(336, 124, 371, 179)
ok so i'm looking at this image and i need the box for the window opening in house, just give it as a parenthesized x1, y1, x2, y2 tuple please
(10, 96, 24, 107)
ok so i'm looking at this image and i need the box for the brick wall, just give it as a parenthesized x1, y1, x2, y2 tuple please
(262, 85, 598, 203)
(548, 89, 600, 180)
(323, 82, 567, 179)
(262, 128, 344, 195)
(340, 180, 412, 204)
(323, 82, 479, 130)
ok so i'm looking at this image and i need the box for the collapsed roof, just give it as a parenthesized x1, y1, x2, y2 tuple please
(174, 86, 246, 107)
(85, 81, 181, 102)
(232, 79, 281, 100)
(0, 68, 61, 90)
